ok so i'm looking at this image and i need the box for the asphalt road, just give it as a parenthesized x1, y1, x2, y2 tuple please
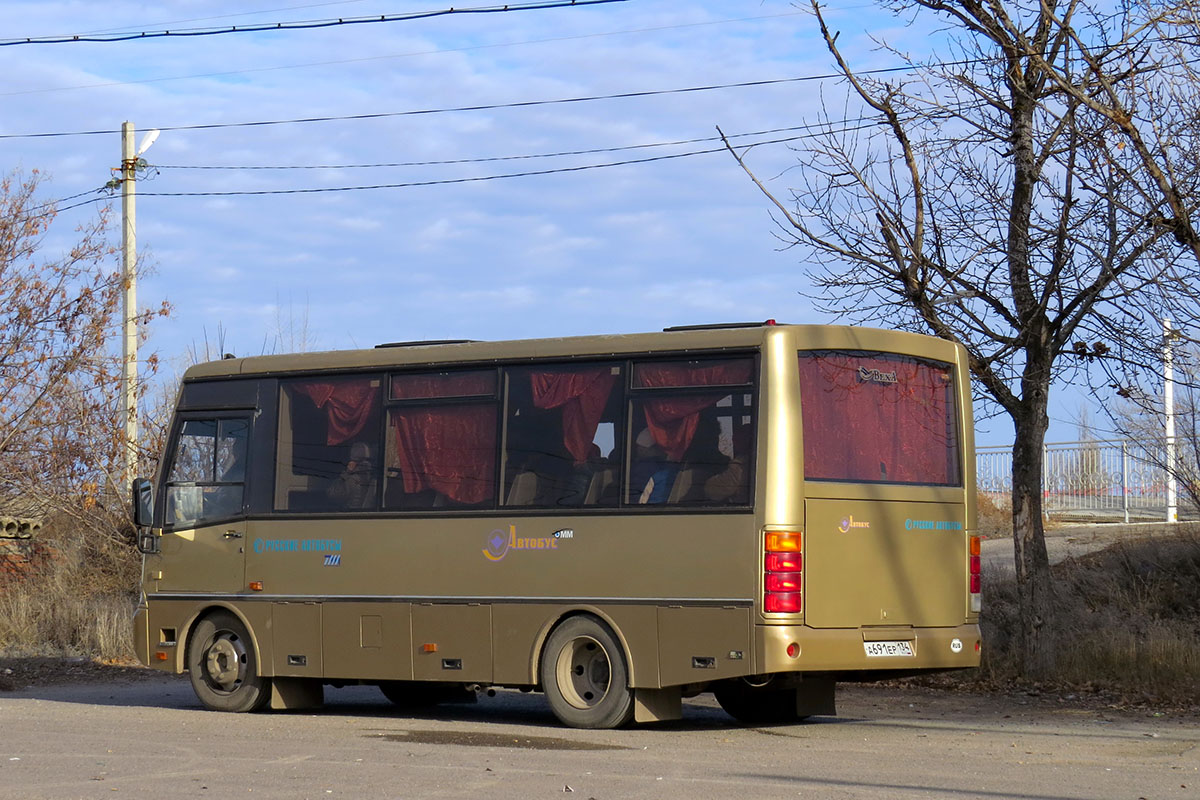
(1, 675, 1196, 799)
(979, 521, 1189, 573)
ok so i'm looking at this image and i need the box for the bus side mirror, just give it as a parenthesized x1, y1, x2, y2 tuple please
(133, 477, 154, 529)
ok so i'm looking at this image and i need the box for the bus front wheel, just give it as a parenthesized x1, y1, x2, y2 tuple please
(540, 616, 634, 729)
(187, 611, 270, 712)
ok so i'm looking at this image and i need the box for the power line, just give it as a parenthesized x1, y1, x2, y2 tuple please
(0, 11, 807, 98)
(0, 0, 625, 47)
(26, 186, 111, 214)
(66, 1, 379, 37)
(152, 122, 874, 170)
(135, 125, 881, 199)
(0, 67, 922, 141)
(33, 115, 895, 216)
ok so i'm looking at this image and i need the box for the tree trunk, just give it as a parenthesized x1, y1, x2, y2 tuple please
(1009, 389, 1055, 678)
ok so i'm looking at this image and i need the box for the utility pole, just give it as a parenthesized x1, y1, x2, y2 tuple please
(119, 121, 158, 493)
(1164, 317, 1178, 523)
(120, 121, 138, 494)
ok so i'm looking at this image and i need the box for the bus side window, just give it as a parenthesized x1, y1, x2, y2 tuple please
(383, 369, 499, 511)
(275, 378, 382, 512)
(628, 358, 755, 506)
(165, 418, 248, 527)
(502, 364, 622, 509)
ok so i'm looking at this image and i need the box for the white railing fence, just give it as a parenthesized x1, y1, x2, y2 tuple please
(976, 439, 1198, 522)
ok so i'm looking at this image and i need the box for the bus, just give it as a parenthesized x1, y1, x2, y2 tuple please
(131, 321, 981, 729)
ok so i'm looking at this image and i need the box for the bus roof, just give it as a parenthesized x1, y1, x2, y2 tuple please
(181, 323, 961, 381)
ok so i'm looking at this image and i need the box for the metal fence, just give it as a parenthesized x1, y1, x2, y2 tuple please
(976, 440, 1197, 522)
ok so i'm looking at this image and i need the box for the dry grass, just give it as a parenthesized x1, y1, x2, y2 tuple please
(0, 514, 140, 660)
(973, 528, 1200, 704)
(976, 491, 1011, 541)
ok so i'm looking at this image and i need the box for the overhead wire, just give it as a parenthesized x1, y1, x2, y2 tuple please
(22, 118, 882, 215)
(136, 123, 884, 199)
(66, 1, 381, 36)
(0, 66, 930, 141)
(0, 11, 808, 98)
(151, 121, 877, 170)
(0, 0, 626, 47)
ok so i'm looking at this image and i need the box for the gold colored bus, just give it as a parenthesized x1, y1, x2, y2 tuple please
(131, 322, 981, 728)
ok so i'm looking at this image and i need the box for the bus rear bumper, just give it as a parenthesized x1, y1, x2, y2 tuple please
(757, 622, 982, 675)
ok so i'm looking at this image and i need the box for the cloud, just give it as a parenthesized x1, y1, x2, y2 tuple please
(2, 1, 911, 364)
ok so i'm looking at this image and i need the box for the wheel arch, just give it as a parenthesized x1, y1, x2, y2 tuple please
(531, 606, 638, 689)
(178, 603, 266, 676)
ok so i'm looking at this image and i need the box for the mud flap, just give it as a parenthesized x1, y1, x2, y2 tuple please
(269, 678, 324, 710)
(634, 686, 681, 723)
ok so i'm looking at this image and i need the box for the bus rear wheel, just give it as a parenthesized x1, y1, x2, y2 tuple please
(187, 611, 270, 713)
(540, 616, 634, 729)
(714, 679, 805, 724)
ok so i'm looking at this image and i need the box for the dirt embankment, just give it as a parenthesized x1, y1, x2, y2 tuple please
(0, 656, 163, 692)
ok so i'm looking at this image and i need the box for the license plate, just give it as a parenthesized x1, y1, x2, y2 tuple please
(863, 640, 915, 658)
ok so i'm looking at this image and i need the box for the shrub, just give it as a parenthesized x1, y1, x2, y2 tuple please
(0, 512, 139, 659)
(973, 527, 1200, 703)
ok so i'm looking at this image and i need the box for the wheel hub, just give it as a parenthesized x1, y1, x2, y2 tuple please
(555, 636, 611, 710)
(204, 633, 246, 693)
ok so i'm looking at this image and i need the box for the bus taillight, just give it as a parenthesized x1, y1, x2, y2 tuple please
(764, 530, 803, 614)
(968, 536, 982, 612)
(765, 593, 802, 613)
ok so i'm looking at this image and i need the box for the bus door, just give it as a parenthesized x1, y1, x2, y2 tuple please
(157, 414, 251, 595)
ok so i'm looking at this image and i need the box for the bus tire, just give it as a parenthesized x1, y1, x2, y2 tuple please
(187, 611, 270, 713)
(714, 679, 805, 724)
(540, 615, 635, 729)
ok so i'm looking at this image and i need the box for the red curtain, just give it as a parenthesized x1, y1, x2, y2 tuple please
(529, 367, 617, 464)
(293, 380, 379, 446)
(391, 406, 496, 504)
(797, 352, 958, 484)
(392, 370, 495, 400)
(633, 359, 752, 389)
(634, 361, 752, 461)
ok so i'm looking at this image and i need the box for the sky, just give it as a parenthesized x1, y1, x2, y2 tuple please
(0, 0, 1101, 446)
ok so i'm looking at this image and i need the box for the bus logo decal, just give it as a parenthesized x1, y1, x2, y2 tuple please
(838, 516, 870, 533)
(483, 524, 563, 562)
(253, 537, 342, 554)
(484, 528, 510, 561)
(858, 366, 898, 384)
(323, 554, 341, 566)
(905, 519, 963, 531)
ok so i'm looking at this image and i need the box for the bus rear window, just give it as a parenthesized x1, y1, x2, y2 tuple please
(797, 350, 960, 486)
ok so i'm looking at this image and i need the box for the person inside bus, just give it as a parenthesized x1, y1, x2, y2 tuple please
(704, 421, 752, 504)
(669, 415, 730, 504)
(632, 427, 679, 504)
(328, 441, 377, 509)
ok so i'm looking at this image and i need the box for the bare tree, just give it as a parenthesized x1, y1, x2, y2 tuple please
(1110, 342, 1200, 514)
(0, 169, 166, 530)
(723, 1, 1200, 674)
